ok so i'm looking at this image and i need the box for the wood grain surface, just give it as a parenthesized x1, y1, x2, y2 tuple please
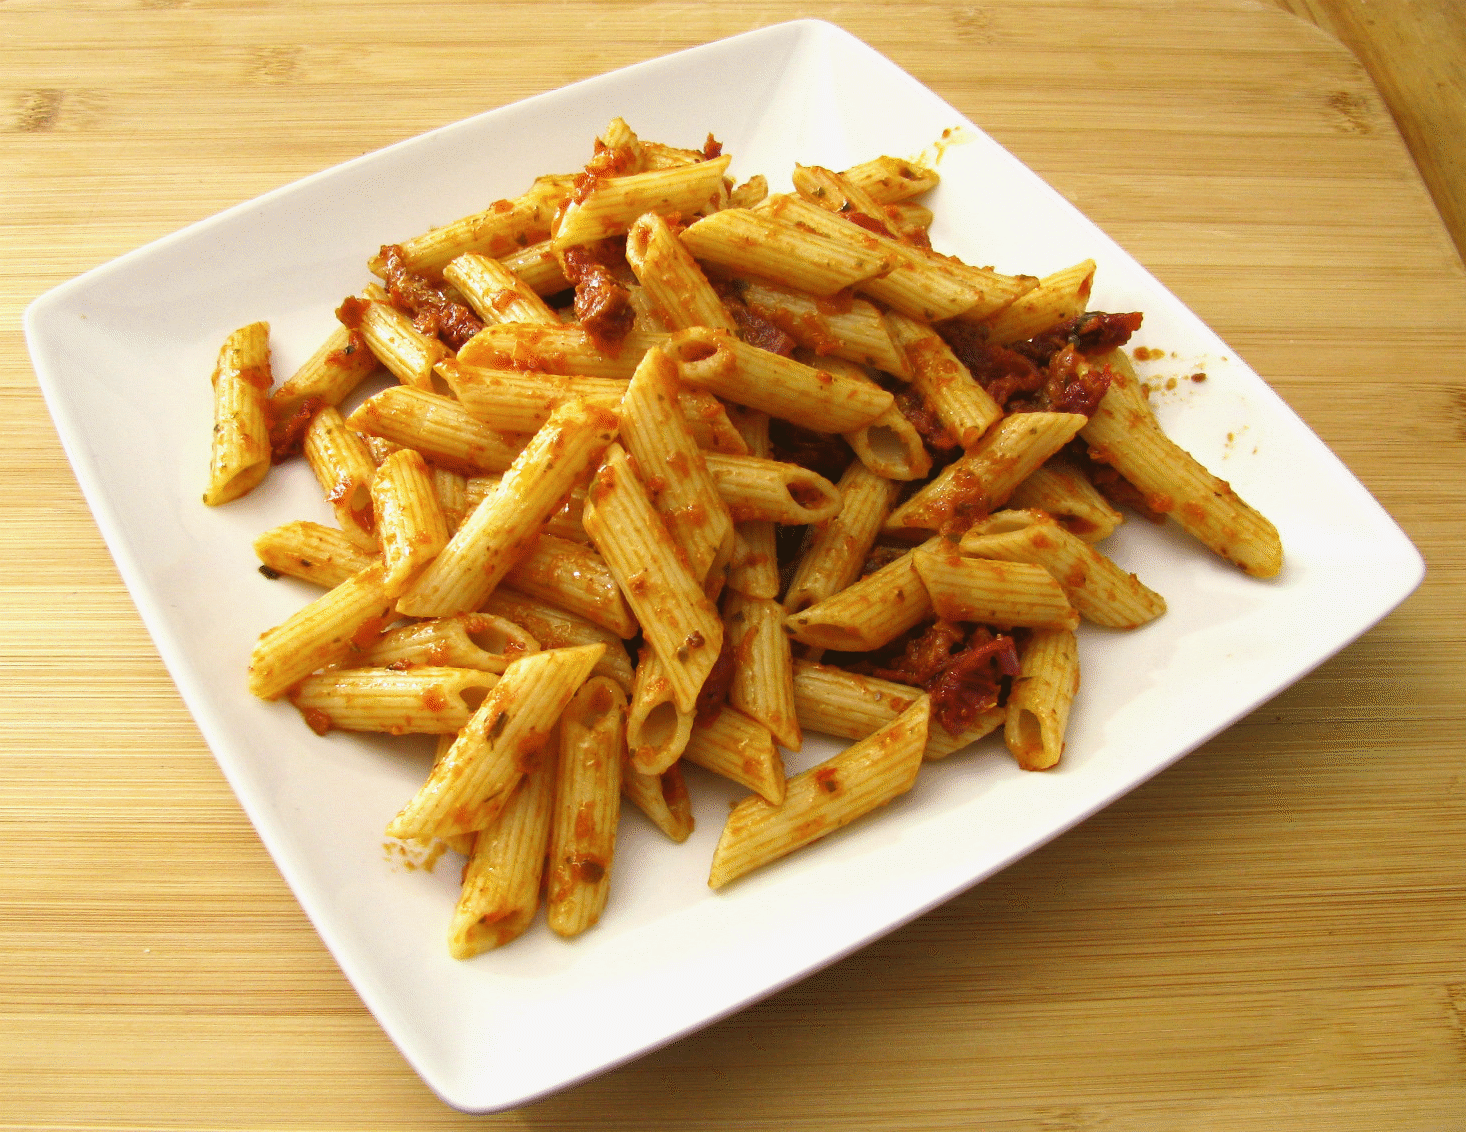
(3, 1, 1464, 1128)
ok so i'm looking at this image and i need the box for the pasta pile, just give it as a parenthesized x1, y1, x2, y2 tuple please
(205, 119, 1283, 958)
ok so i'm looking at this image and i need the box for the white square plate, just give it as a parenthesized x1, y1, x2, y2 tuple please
(25, 19, 1423, 1113)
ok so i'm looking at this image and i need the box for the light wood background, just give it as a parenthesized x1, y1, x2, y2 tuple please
(3, 1, 1464, 1128)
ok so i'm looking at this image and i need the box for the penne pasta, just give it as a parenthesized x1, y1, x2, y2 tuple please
(617, 346, 734, 583)
(682, 705, 786, 805)
(885, 411, 1088, 535)
(247, 561, 396, 700)
(1080, 352, 1283, 577)
(582, 444, 724, 714)
(443, 252, 560, 327)
(959, 509, 1166, 629)
(1004, 627, 1080, 771)
(667, 326, 893, 434)
(707, 697, 930, 888)
(911, 543, 1080, 630)
(723, 590, 801, 752)
(370, 447, 449, 594)
(253, 520, 374, 589)
(288, 666, 500, 735)
(386, 643, 605, 842)
(546, 677, 626, 937)
(360, 612, 538, 672)
(625, 212, 738, 332)
(347, 386, 526, 476)
(701, 452, 842, 526)
(785, 538, 939, 653)
(1007, 458, 1124, 543)
(791, 659, 1004, 760)
(553, 155, 731, 248)
(621, 758, 694, 843)
(885, 310, 1002, 449)
(504, 533, 639, 639)
(784, 460, 902, 616)
(447, 745, 558, 958)
(625, 649, 694, 775)
(481, 587, 635, 691)
(204, 321, 272, 505)
(394, 399, 619, 618)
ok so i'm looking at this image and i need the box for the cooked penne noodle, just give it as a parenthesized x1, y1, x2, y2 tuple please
(466, 474, 589, 544)
(1007, 458, 1124, 543)
(911, 543, 1079, 630)
(718, 408, 780, 600)
(437, 361, 618, 435)
(788, 350, 931, 481)
(583, 444, 724, 712)
(505, 532, 639, 639)
(347, 386, 526, 476)
(959, 510, 1166, 628)
(707, 697, 930, 888)
(791, 659, 1004, 760)
(341, 294, 450, 390)
(546, 677, 625, 937)
(247, 561, 396, 700)
(625, 212, 738, 332)
(447, 745, 558, 959)
(682, 705, 786, 805)
(737, 279, 908, 376)
(370, 447, 449, 594)
(372, 174, 571, 278)
(759, 194, 1035, 322)
(677, 386, 750, 455)
(974, 260, 1096, 344)
(254, 520, 375, 589)
(723, 591, 801, 752)
(667, 326, 893, 434)
(626, 649, 694, 775)
(701, 452, 842, 525)
(885, 311, 1002, 448)
(621, 758, 694, 843)
(1004, 627, 1080, 771)
(792, 163, 903, 241)
(680, 207, 891, 296)
(386, 643, 604, 842)
(784, 461, 901, 615)
(395, 399, 618, 618)
(481, 587, 635, 690)
(288, 666, 500, 735)
(499, 238, 571, 296)
(885, 411, 1088, 534)
(618, 346, 734, 583)
(432, 465, 470, 533)
(267, 322, 378, 421)
(361, 612, 538, 672)
(303, 404, 379, 550)
(1080, 352, 1283, 577)
(456, 323, 671, 379)
(204, 321, 272, 506)
(785, 538, 939, 653)
(443, 252, 560, 326)
(840, 155, 939, 203)
(553, 154, 731, 248)
(726, 521, 780, 600)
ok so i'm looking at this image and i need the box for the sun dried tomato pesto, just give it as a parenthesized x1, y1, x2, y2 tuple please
(378, 244, 484, 350)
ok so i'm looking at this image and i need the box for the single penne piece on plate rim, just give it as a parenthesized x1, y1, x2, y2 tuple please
(204, 321, 272, 506)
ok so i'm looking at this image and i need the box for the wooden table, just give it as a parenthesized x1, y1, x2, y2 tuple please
(3, 2, 1463, 1127)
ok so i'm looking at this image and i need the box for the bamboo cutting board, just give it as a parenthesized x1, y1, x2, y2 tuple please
(2, 1, 1464, 1129)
